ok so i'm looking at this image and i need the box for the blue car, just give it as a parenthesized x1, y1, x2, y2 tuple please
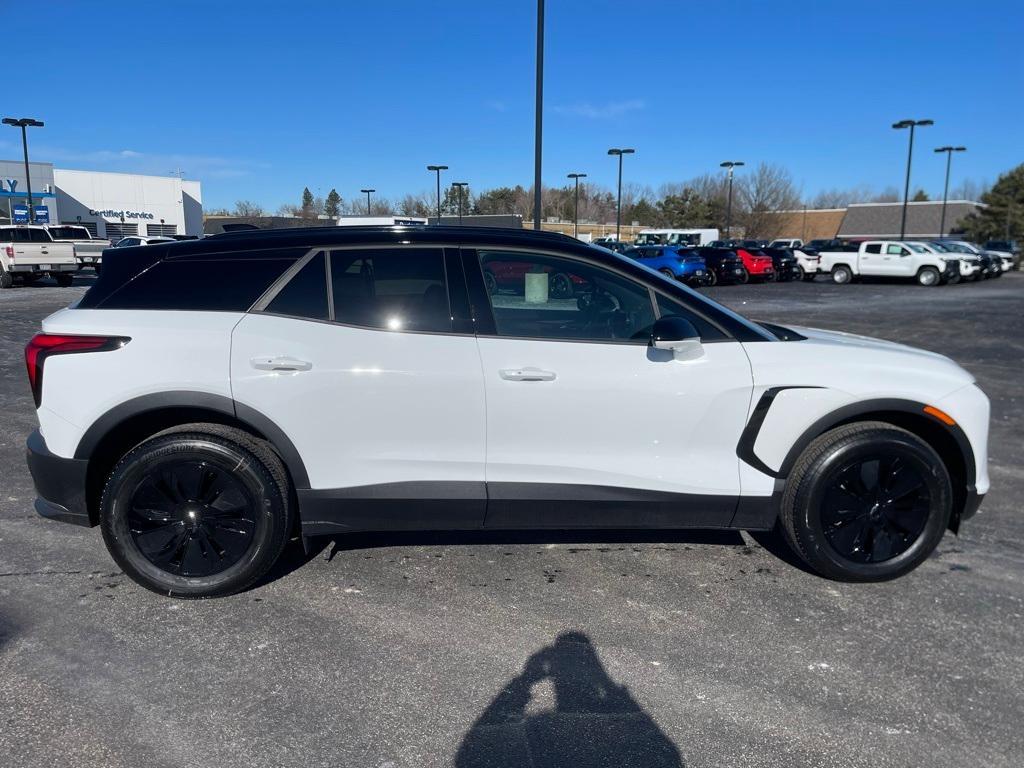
(623, 246, 712, 287)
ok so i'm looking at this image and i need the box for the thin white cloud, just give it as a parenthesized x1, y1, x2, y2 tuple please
(485, 99, 508, 112)
(12, 143, 265, 180)
(552, 99, 646, 119)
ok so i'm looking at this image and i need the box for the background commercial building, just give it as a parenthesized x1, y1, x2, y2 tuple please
(0, 160, 203, 240)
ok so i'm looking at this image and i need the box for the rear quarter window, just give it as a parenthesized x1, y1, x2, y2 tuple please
(91, 254, 300, 311)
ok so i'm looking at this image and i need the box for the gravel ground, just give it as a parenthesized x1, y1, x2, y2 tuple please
(1, 271, 1022, 768)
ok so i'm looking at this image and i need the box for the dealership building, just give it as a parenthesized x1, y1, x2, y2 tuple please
(0, 159, 202, 240)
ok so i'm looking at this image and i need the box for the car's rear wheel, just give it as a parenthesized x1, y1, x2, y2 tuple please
(917, 266, 940, 286)
(831, 265, 853, 284)
(735, 268, 749, 284)
(100, 425, 293, 598)
(705, 270, 717, 287)
(658, 268, 676, 280)
(0, 266, 12, 289)
(55, 273, 74, 287)
(778, 422, 951, 582)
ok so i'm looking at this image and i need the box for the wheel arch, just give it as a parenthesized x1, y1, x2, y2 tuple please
(76, 392, 310, 525)
(776, 398, 974, 532)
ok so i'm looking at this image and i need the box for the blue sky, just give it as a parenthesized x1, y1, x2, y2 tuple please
(5, 0, 1021, 210)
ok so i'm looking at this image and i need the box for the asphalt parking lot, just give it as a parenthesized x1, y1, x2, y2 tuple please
(1, 272, 1022, 768)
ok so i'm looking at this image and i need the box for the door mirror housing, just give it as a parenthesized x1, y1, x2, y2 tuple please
(650, 316, 704, 359)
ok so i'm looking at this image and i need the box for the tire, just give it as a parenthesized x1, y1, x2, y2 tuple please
(705, 270, 717, 287)
(735, 268, 749, 285)
(658, 268, 676, 281)
(549, 272, 574, 299)
(802, 272, 817, 282)
(94, 264, 102, 275)
(0, 267, 12, 289)
(778, 422, 952, 582)
(100, 425, 293, 598)
(831, 265, 853, 284)
(916, 266, 940, 287)
(55, 273, 74, 287)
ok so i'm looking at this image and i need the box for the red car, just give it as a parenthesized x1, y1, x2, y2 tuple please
(734, 248, 775, 282)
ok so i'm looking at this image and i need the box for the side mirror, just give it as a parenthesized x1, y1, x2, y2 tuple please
(650, 316, 703, 359)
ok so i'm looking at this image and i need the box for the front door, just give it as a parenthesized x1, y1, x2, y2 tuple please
(468, 247, 754, 529)
(230, 246, 487, 533)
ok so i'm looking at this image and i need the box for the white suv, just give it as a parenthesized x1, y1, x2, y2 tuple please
(25, 226, 990, 597)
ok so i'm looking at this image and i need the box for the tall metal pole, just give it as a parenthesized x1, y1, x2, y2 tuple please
(427, 165, 447, 224)
(939, 149, 952, 239)
(900, 124, 915, 240)
(533, 0, 544, 230)
(725, 167, 734, 239)
(615, 153, 624, 241)
(894, 119, 932, 240)
(574, 175, 580, 238)
(19, 124, 33, 223)
(568, 172, 587, 239)
(361, 188, 375, 216)
(452, 182, 468, 225)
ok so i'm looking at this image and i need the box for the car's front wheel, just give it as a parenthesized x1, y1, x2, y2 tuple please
(100, 425, 293, 598)
(778, 422, 951, 582)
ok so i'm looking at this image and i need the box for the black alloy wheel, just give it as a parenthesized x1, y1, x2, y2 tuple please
(125, 460, 258, 578)
(550, 272, 574, 298)
(778, 421, 952, 582)
(101, 425, 293, 597)
(819, 454, 930, 563)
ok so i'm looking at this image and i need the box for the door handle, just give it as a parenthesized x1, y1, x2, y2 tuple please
(499, 367, 556, 382)
(250, 356, 313, 372)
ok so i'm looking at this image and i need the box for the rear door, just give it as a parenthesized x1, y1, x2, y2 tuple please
(465, 246, 753, 529)
(230, 245, 487, 529)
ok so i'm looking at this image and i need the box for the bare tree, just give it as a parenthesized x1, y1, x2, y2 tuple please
(809, 184, 875, 208)
(737, 163, 802, 239)
(232, 200, 265, 217)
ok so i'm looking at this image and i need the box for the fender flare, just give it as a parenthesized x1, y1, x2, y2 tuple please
(74, 391, 311, 489)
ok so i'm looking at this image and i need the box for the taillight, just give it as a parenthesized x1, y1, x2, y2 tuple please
(5, 246, 13, 259)
(24, 334, 130, 407)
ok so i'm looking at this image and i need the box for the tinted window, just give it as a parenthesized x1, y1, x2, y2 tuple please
(29, 229, 52, 243)
(655, 293, 727, 341)
(865, 243, 882, 254)
(329, 248, 450, 332)
(479, 250, 655, 342)
(9, 228, 32, 243)
(98, 258, 296, 311)
(265, 251, 329, 320)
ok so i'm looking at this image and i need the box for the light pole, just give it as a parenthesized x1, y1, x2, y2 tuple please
(533, 0, 544, 230)
(451, 182, 468, 225)
(607, 148, 634, 241)
(427, 165, 448, 224)
(2, 117, 44, 222)
(893, 119, 933, 239)
(567, 173, 587, 238)
(360, 188, 375, 216)
(719, 161, 744, 239)
(934, 145, 966, 239)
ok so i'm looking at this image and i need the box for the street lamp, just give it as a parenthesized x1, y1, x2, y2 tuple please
(360, 188, 375, 216)
(934, 145, 966, 239)
(893, 119, 933, 239)
(2, 117, 44, 222)
(719, 161, 745, 239)
(426, 165, 448, 224)
(451, 182, 469, 224)
(567, 173, 587, 238)
(607, 148, 635, 241)
(533, 0, 545, 230)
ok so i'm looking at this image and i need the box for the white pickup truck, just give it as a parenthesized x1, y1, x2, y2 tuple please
(46, 225, 110, 273)
(818, 240, 959, 287)
(0, 225, 78, 288)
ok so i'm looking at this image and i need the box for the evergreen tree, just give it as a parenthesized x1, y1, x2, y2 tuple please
(324, 189, 342, 218)
(301, 187, 315, 218)
(911, 189, 930, 202)
(961, 163, 1024, 242)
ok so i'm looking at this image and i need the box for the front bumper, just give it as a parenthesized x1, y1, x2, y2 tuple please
(10, 263, 78, 274)
(26, 429, 92, 526)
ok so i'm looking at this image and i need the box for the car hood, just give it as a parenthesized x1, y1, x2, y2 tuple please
(782, 325, 975, 392)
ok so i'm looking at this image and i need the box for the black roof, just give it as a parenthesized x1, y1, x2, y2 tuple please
(197, 224, 580, 252)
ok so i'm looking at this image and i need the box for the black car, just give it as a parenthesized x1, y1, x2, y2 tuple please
(802, 238, 849, 254)
(691, 247, 749, 284)
(761, 248, 802, 281)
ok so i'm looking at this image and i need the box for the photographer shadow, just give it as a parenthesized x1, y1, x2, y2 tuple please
(455, 631, 683, 768)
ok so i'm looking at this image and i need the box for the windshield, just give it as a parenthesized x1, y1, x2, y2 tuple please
(906, 243, 929, 253)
